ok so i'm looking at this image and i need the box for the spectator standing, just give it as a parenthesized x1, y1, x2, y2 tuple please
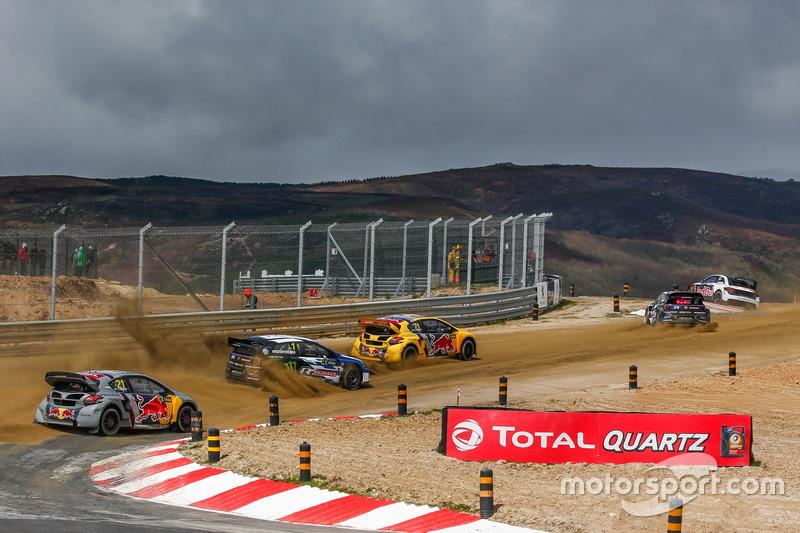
(36, 244, 48, 276)
(18, 243, 29, 275)
(85, 246, 96, 278)
(243, 288, 258, 309)
(75, 246, 85, 277)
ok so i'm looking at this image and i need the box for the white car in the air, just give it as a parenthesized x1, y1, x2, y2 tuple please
(689, 274, 759, 309)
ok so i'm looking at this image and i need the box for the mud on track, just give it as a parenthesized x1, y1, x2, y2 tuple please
(6, 297, 800, 532)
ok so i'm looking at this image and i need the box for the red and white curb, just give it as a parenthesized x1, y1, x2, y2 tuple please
(89, 437, 546, 533)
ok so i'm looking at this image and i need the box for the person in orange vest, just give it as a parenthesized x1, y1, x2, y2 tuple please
(448, 245, 462, 283)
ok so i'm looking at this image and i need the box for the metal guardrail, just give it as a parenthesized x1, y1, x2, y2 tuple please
(0, 282, 558, 357)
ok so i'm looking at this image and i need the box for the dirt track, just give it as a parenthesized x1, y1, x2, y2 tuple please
(6, 297, 800, 532)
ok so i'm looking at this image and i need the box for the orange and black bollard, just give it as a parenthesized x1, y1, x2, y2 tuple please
(613, 294, 620, 312)
(532, 305, 539, 321)
(398, 384, 407, 416)
(479, 466, 494, 518)
(499, 376, 508, 406)
(667, 497, 683, 531)
(629, 365, 638, 390)
(299, 441, 311, 481)
(269, 395, 279, 426)
(207, 428, 220, 463)
(729, 351, 737, 377)
(191, 410, 203, 442)
(623, 282, 629, 297)
(569, 283, 575, 297)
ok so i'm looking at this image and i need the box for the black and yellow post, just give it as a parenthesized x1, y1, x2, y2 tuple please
(299, 441, 311, 482)
(532, 305, 539, 321)
(629, 365, 638, 390)
(479, 466, 494, 519)
(623, 282, 629, 297)
(569, 283, 575, 297)
(207, 428, 220, 463)
(613, 294, 620, 312)
(667, 497, 683, 532)
(190, 410, 203, 442)
(398, 384, 407, 416)
(269, 395, 279, 426)
(729, 351, 737, 376)
(499, 376, 508, 406)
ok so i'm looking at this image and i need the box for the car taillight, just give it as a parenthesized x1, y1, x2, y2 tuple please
(674, 299, 689, 305)
(83, 395, 103, 405)
(388, 336, 404, 345)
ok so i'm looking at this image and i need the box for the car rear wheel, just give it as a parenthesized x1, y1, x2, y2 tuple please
(174, 404, 193, 433)
(401, 345, 418, 365)
(341, 365, 363, 390)
(459, 339, 476, 361)
(99, 408, 121, 436)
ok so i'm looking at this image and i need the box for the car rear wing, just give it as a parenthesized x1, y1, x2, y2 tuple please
(357, 318, 402, 333)
(44, 370, 100, 391)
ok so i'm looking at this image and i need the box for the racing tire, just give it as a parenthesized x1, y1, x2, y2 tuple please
(713, 291, 723, 304)
(401, 345, 418, 365)
(99, 407, 121, 436)
(459, 339, 476, 361)
(341, 365, 363, 391)
(174, 404, 193, 433)
(653, 311, 664, 326)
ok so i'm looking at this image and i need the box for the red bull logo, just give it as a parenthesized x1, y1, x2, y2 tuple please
(134, 395, 169, 423)
(361, 346, 383, 357)
(48, 407, 76, 420)
(429, 334, 455, 355)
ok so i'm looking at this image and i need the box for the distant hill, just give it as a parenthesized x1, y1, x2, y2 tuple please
(2, 165, 800, 302)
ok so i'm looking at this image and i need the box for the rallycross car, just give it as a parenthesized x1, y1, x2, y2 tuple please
(352, 314, 477, 367)
(643, 291, 711, 326)
(34, 370, 198, 436)
(689, 274, 759, 308)
(226, 334, 369, 390)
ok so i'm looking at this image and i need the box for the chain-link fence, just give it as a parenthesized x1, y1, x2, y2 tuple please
(0, 214, 553, 321)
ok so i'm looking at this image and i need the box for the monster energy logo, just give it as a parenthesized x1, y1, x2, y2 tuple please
(284, 360, 297, 372)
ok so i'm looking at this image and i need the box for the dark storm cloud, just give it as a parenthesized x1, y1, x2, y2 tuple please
(1, 0, 799, 183)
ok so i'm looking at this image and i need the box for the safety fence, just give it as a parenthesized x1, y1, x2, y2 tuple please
(0, 279, 561, 358)
(0, 214, 552, 320)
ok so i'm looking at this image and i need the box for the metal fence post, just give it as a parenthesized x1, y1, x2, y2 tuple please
(296, 221, 311, 307)
(50, 224, 66, 320)
(369, 219, 383, 302)
(426, 218, 442, 297)
(521, 214, 536, 287)
(323, 223, 337, 297)
(138, 223, 152, 314)
(394, 219, 413, 298)
(466, 218, 482, 295)
(219, 222, 235, 311)
(498, 216, 513, 290)
(441, 217, 454, 285)
(509, 213, 523, 288)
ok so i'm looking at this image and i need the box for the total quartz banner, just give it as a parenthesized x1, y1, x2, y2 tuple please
(441, 406, 751, 466)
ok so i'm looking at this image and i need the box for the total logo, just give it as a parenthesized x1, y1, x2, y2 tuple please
(452, 419, 484, 452)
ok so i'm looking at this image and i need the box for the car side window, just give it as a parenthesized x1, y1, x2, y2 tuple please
(408, 321, 422, 333)
(145, 378, 168, 396)
(128, 376, 153, 394)
(702, 276, 716, 283)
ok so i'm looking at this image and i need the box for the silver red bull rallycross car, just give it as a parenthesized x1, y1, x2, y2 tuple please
(34, 370, 198, 436)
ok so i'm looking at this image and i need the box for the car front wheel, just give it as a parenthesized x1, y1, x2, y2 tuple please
(174, 404, 194, 433)
(459, 339, 476, 361)
(713, 291, 723, 304)
(99, 408, 121, 436)
(341, 365, 363, 390)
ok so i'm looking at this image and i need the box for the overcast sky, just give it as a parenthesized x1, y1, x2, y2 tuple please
(2, 1, 799, 183)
